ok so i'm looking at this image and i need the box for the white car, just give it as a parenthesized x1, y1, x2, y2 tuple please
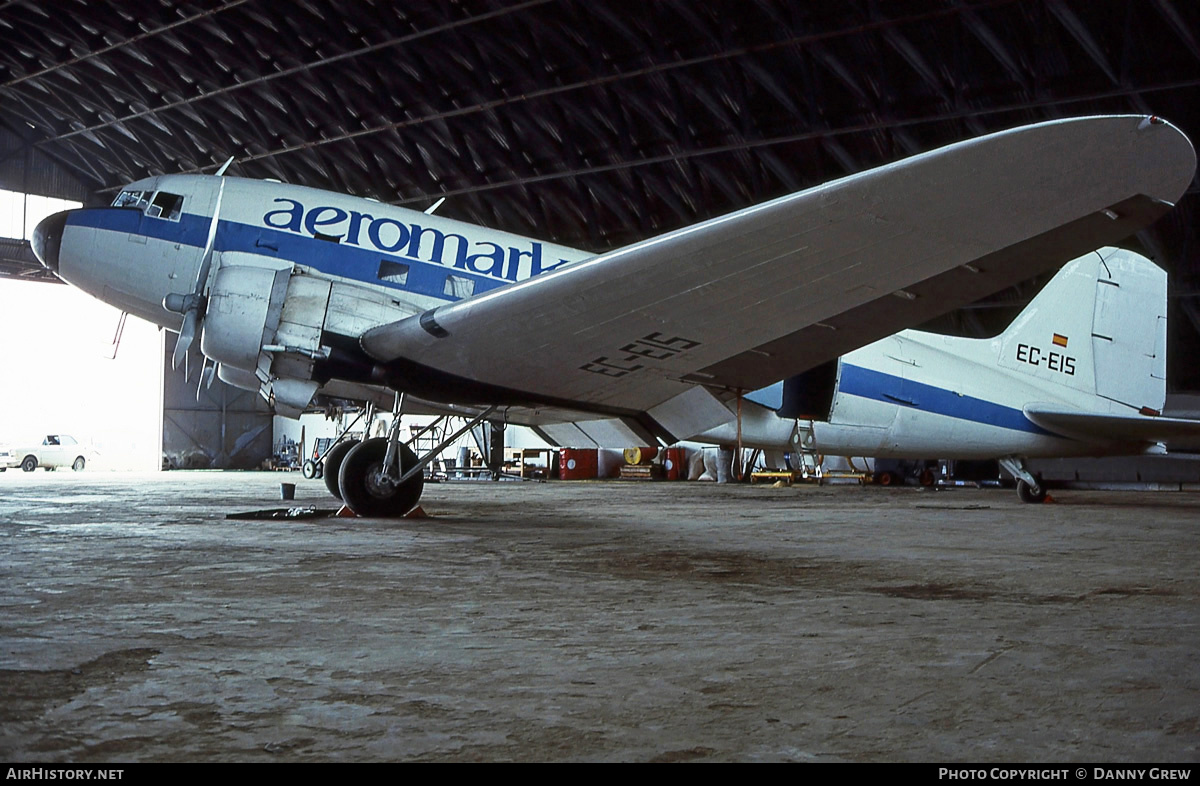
(1, 435, 97, 472)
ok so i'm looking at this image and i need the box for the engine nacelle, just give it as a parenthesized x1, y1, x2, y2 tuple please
(200, 260, 414, 418)
(216, 363, 261, 392)
(200, 264, 289, 370)
(268, 378, 320, 419)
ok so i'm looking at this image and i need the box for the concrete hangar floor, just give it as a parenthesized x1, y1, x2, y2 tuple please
(1, 471, 1197, 762)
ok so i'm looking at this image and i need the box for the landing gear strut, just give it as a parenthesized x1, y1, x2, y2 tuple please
(999, 456, 1047, 504)
(334, 396, 498, 517)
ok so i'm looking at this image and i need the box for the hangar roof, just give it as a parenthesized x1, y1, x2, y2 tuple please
(2, 0, 1199, 380)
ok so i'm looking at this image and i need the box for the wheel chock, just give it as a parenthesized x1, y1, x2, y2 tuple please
(334, 504, 429, 518)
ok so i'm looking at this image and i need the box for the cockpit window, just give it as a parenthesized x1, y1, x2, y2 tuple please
(147, 191, 183, 221)
(112, 190, 151, 210)
(111, 189, 184, 220)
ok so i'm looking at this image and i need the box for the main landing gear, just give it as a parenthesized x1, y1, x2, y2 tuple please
(337, 437, 425, 517)
(998, 456, 1047, 504)
(327, 396, 499, 517)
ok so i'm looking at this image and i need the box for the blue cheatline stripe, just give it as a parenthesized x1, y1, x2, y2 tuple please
(66, 208, 512, 303)
(838, 363, 1053, 436)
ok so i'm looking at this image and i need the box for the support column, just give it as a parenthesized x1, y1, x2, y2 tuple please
(488, 421, 505, 479)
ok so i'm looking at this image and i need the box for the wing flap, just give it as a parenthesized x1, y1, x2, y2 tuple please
(362, 115, 1195, 416)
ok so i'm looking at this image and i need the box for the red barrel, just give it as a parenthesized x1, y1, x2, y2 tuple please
(663, 447, 686, 480)
(623, 446, 659, 465)
(559, 448, 598, 479)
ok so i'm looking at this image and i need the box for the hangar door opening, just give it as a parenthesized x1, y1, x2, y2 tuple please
(0, 279, 163, 471)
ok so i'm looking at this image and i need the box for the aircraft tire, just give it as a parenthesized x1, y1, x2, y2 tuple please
(21, 456, 36, 472)
(1017, 479, 1047, 504)
(322, 440, 357, 500)
(72, 457, 85, 471)
(338, 437, 424, 517)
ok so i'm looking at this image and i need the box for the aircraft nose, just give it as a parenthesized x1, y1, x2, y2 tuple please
(31, 210, 69, 272)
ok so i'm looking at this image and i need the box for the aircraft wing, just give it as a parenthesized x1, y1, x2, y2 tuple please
(361, 115, 1195, 443)
(1025, 406, 1200, 451)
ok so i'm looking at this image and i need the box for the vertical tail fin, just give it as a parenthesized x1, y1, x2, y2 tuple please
(997, 247, 1167, 411)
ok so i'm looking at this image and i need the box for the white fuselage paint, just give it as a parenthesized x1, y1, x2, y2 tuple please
(813, 331, 1132, 460)
(700, 248, 1168, 461)
(56, 174, 591, 340)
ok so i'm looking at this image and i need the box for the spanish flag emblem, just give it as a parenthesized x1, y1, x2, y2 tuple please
(1052, 333, 1068, 348)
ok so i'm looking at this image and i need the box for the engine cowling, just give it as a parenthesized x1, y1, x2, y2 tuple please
(216, 363, 261, 392)
(200, 264, 288, 371)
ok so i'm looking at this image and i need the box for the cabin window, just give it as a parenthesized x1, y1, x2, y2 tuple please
(112, 190, 151, 210)
(146, 191, 183, 220)
(377, 259, 409, 286)
(443, 274, 475, 299)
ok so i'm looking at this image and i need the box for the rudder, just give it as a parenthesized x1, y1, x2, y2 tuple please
(996, 247, 1166, 411)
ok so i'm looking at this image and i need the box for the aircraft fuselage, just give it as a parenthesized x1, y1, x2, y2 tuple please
(41, 174, 590, 334)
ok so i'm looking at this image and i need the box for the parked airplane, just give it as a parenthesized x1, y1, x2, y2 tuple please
(697, 247, 1200, 502)
(30, 115, 1196, 515)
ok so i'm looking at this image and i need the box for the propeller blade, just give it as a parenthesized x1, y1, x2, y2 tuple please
(170, 179, 227, 372)
(192, 180, 226, 297)
(196, 358, 211, 400)
(202, 361, 217, 390)
(172, 310, 198, 370)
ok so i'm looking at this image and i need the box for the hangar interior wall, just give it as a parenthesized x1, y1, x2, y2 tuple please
(162, 333, 273, 470)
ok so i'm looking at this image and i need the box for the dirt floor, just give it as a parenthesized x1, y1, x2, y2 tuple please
(0, 471, 1197, 762)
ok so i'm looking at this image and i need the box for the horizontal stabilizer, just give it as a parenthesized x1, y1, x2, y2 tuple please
(1025, 406, 1200, 450)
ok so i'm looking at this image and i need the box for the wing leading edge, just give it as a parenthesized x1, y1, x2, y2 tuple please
(362, 115, 1195, 440)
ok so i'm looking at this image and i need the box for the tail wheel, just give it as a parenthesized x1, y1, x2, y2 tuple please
(322, 440, 357, 500)
(21, 456, 37, 472)
(72, 457, 86, 471)
(1017, 479, 1047, 504)
(338, 437, 425, 517)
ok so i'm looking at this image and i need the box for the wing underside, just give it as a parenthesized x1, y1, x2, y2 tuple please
(360, 115, 1195, 442)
